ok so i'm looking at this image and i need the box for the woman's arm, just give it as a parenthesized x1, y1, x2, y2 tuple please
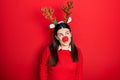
(39, 47, 50, 80)
(76, 47, 83, 80)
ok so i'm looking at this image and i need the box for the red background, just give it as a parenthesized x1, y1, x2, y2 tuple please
(0, 0, 120, 80)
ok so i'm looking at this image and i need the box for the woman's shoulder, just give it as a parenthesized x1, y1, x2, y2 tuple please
(75, 45, 82, 53)
(75, 45, 83, 58)
(42, 45, 51, 57)
(44, 45, 50, 51)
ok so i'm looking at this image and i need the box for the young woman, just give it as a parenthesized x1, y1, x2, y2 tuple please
(39, 22, 83, 80)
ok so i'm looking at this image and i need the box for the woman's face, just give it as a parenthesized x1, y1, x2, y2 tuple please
(55, 28, 72, 46)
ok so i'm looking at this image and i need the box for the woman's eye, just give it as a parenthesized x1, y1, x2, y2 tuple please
(58, 33, 63, 37)
(66, 32, 70, 35)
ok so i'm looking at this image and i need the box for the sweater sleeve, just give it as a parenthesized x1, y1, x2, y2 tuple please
(76, 47, 83, 80)
(39, 47, 50, 80)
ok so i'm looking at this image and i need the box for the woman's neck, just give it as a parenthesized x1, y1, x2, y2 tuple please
(60, 45, 70, 49)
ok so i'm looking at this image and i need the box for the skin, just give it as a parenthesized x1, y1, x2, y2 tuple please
(55, 28, 72, 49)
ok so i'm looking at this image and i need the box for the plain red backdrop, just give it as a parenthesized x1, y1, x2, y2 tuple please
(0, 0, 120, 80)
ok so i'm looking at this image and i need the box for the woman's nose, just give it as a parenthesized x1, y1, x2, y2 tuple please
(62, 36, 69, 42)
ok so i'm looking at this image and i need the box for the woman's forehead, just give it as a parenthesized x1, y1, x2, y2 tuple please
(57, 28, 70, 34)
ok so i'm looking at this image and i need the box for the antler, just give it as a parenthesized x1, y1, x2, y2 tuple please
(62, 1, 73, 23)
(41, 8, 56, 22)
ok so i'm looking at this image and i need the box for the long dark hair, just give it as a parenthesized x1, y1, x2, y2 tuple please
(49, 23, 78, 66)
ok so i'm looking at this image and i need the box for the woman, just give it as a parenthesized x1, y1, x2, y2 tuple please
(39, 22, 83, 80)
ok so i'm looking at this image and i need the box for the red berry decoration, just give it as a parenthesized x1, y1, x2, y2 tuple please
(62, 36, 68, 42)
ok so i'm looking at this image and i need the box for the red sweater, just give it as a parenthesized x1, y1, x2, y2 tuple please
(39, 46, 83, 80)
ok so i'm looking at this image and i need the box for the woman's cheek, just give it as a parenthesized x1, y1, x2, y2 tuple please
(59, 37, 64, 43)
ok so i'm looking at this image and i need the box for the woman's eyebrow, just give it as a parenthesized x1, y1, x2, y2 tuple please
(65, 31, 69, 33)
(58, 33, 62, 34)
(57, 30, 69, 34)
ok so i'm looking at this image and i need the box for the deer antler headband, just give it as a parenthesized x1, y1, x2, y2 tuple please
(41, 1, 73, 29)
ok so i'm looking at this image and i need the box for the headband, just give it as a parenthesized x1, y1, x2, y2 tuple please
(41, 1, 73, 29)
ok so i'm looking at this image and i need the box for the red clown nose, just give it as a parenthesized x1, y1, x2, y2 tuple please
(62, 36, 69, 42)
